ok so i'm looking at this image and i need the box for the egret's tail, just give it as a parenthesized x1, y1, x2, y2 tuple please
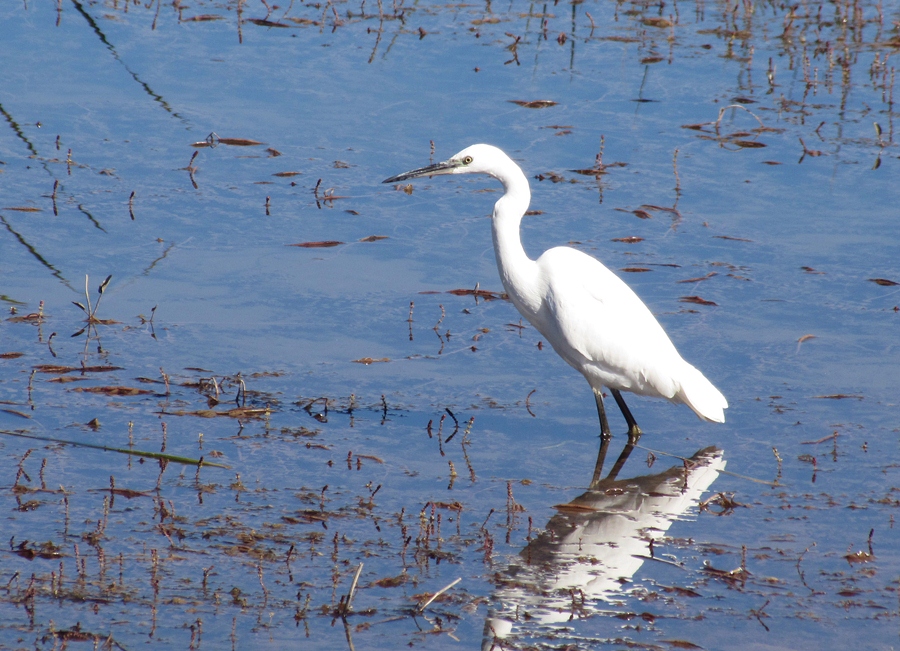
(676, 363, 728, 423)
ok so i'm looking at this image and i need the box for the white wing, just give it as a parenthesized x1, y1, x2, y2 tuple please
(532, 247, 691, 401)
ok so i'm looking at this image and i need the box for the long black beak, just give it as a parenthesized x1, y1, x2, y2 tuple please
(382, 160, 458, 184)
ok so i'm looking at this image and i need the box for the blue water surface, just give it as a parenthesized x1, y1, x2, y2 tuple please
(1, 0, 898, 648)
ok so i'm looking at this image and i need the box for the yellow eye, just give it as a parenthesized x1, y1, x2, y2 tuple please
(463, 156, 473, 165)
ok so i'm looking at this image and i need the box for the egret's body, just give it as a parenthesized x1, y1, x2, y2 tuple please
(384, 144, 727, 441)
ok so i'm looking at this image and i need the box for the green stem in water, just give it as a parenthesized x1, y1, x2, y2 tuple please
(0, 430, 230, 469)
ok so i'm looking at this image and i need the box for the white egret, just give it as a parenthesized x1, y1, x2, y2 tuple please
(383, 144, 727, 442)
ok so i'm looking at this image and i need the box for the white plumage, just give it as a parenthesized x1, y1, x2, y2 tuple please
(384, 144, 727, 441)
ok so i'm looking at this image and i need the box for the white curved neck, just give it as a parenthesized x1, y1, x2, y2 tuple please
(489, 163, 541, 315)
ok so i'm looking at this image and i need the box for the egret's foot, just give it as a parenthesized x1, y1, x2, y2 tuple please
(610, 389, 642, 443)
(626, 424, 643, 445)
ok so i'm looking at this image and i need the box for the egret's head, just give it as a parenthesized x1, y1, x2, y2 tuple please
(383, 144, 509, 184)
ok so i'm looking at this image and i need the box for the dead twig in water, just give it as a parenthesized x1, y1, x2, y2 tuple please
(525, 389, 537, 417)
(345, 562, 363, 613)
(714, 103, 767, 134)
(71, 274, 114, 327)
(417, 577, 461, 612)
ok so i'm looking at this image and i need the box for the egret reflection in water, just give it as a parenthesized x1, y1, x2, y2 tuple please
(483, 446, 725, 650)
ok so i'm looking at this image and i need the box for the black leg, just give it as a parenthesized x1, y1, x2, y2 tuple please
(590, 389, 614, 487)
(610, 388, 642, 443)
(593, 388, 612, 439)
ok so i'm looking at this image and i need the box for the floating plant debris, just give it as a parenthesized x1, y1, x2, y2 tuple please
(508, 100, 557, 108)
(288, 240, 344, 248)
(679, 296, 718, 306)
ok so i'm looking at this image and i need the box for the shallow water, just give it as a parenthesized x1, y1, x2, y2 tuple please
(1, 0, 899, 648)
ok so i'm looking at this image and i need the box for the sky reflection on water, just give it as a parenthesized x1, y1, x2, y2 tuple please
(1, 0, 899, 648)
